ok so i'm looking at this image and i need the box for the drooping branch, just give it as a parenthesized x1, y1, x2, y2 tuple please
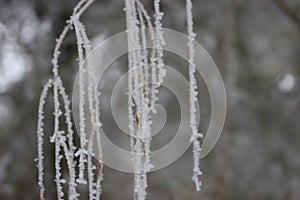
(186, 0, 203, 192)
(37, 0, 205, 199)
(125, 0, 162, 199)
(37, 78, 53, 200)
(37, 0, 104, 199)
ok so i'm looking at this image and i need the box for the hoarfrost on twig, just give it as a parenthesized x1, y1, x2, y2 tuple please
(36, 0, 103, 199)
(125, 0, 158, 199)
(37, 0, 204, 199)
(186, 0, 203, 192)
(37, 78, 53, 200)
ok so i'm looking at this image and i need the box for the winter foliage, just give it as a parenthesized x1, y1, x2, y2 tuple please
(36, 0, 202, 199)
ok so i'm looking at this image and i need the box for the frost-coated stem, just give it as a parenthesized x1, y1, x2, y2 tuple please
(57, 77, 79, 199)
(150, 0, 166, 113)
(76, 16, 103, 199)
(124, 6, 136, 193)
(125, 0, 142, 198)
(137, 5, 154, 192)
(125, 0, 153, 199)
(52, 76, 64, 200)
(37, 78, 53, 200)
(186, 0, 203, 191)
(153, 0, 166, 84)
(73, 14, 88, 185)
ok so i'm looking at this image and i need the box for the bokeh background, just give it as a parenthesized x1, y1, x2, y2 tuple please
(0, 0, 300, 199)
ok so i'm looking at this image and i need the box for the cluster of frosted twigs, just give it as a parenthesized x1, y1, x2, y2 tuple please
(36, 0, 103, 200)
(125, 0, 166, 199)
(37, 0, 202, 200)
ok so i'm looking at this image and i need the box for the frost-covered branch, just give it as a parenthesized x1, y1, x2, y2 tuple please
(36, 0, 104, 199)
(125, 0, 166, 199)
(37, 78, 53, 200)
(37, 0, 204, 199)
(186, 0, 203, 192)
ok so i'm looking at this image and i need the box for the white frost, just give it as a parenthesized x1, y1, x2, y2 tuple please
(186, 0, 203, 192)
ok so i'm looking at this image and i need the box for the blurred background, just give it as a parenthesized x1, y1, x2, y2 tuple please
(0, 0, 300, 199)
